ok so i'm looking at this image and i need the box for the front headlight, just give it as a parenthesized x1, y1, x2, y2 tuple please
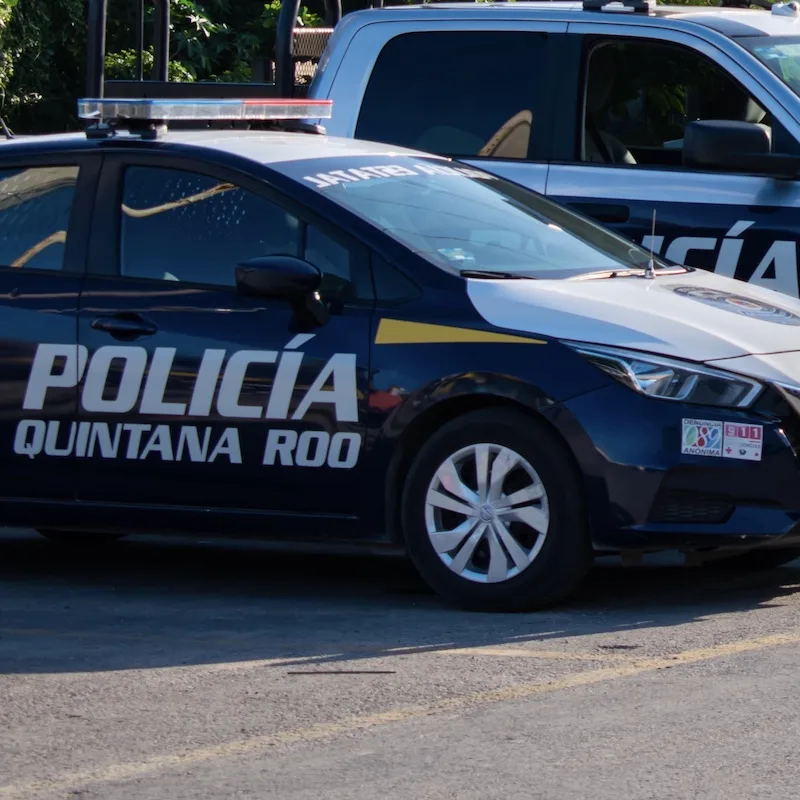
(564, 342, 763, 408)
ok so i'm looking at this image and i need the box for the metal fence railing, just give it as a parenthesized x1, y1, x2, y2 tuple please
(85, 0, 346, 102)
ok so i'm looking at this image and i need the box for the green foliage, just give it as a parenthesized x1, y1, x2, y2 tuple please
(100, 1, 324, 86)
(104, 49, 196, 83)
(0, 0, 16, 95)
(0, 0, 328, 132)
(0, 0, 85, 133)
(262, 0, 323, 51)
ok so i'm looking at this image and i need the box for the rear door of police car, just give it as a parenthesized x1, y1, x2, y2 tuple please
(78, 148, 372, 532)
(0, 146, 99, 505)
(545, 22, 800, 298)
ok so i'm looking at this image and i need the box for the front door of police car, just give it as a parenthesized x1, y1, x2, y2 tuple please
(77, 161, 371, 524)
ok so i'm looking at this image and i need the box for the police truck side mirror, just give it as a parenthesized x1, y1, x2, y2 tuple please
(235, 255, 330, 330)
(683, 120, 800, 179)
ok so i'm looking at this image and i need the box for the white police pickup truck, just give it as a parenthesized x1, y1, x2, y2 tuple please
(105, 0, 800, 297)
(301, 0, 800, 300)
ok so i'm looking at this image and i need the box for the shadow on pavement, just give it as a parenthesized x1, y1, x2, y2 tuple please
(1, 528, 798, 674)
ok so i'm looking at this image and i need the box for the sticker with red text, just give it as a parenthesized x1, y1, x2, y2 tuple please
(722, 423, 763, 461)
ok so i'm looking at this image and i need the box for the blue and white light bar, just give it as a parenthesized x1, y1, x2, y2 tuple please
(77, 97, 333, 122)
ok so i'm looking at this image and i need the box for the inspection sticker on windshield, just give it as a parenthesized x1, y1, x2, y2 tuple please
(437, 248, 476, 265)
(682, 419, 723, 457)
(722, 423, 763, 462)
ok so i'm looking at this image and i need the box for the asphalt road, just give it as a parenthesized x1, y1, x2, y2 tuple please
(3, 528, 800, 799)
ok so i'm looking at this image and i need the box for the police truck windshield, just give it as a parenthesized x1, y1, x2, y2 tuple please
(741, 37, 800, 97)
(276, 156, 671, 279)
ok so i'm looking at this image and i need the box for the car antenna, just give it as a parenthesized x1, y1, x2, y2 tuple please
(644, 208, 656, 279)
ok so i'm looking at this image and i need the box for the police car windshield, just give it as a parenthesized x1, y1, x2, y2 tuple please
(741, 37, 800, 96)
(278, 156, 668, 279)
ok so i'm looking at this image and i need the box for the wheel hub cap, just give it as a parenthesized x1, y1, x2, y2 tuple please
(424, 443, 550, 584)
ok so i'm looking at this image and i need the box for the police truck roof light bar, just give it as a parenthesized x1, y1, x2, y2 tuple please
(78, 98, 334, 124)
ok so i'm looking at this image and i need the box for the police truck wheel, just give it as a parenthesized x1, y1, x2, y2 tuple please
(401, 409, 591, 612)
(37, 530, 125, 547)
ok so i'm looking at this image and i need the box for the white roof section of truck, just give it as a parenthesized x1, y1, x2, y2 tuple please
(672, 8, 800, 36)
(355, 2, 800, 37)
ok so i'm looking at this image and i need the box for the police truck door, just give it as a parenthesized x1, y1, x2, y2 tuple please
(546, 29, 800, 298)
(78, 155, 371, 528)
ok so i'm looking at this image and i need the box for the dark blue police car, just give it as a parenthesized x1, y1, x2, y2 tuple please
(3, 96, 800, 611)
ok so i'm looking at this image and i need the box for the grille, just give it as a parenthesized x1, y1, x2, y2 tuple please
(648, 491, 733, 524)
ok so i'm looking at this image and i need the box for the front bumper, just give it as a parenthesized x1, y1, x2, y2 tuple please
(549, 381, 800, 552)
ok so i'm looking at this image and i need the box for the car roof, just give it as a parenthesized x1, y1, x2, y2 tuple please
(0, 130, 447, 166)
(360, 2, 800, 38)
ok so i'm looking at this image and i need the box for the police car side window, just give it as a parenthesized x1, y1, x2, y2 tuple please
(580, 40, 798, 170)
(0, 166, 78, 271)
(120, 166, 301, 286)
(371, 254, 421, 304)
(356, 32, 541, 159)
(304, 225, 352, 297)
(121, 166, 365, 299)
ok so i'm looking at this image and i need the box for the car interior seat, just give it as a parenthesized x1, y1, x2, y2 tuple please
(583, 47, 637, 165)
(478, 110, 533, 159)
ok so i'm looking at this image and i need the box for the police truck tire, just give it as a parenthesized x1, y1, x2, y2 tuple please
(37, 530, 125, 546)
(401, 409, 591, 612)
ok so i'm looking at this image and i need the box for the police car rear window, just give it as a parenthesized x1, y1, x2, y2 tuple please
(274, 156, 667, 279)
(0, 166, 78, 272)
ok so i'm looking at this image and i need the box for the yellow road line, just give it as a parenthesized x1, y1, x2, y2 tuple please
(2, 631, 799, 798)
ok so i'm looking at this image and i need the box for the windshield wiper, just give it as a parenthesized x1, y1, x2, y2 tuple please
(460, 270, 535, 280)
(567, 268, 647, 281)
(568, 264, 687, 281)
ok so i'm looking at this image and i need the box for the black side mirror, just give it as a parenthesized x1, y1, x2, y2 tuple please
(683, 120, 800, 179)
(235, 255, 330, 329)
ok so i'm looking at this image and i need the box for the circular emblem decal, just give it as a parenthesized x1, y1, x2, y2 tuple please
(669, 285, 800, 326)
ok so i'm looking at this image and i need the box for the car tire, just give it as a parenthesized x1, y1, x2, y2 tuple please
(401, 408, 592, 612)
(37, 530, 125, 547)
(704, 546, 800, 572)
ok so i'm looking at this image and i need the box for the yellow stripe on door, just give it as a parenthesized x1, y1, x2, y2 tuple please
(374, 318, 545, 345)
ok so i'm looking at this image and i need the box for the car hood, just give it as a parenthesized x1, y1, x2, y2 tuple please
(466, 268, 800, 363)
